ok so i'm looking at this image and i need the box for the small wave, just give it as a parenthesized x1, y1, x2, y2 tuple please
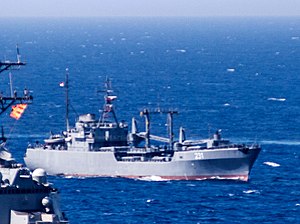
(261, 140, 300, 146)
(186, 184, 196, 187)
(227, 68, 235, 72)
(243, 190, 260, 194)
(196, 176, 243, 181)
(267, 97, 286, 102)
(296, 203, 300, 206)
(263, 161, 280, 167)
(7, 134, 48, 139)
(176, 49, 186, 53)
(63, 175, 87, 179)
(223, 103, 230, 107)
(137, 175, 169, 182)
(291, 36, 299, 40)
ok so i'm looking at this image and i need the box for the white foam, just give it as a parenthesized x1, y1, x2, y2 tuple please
(227, 68, 235, 72)
(137, 175, 169, 182)
(63, 175, 86, 179)
(263, 161, 280, 167)
(243, 189, 260, 194)
(267, 97, 286, 102)
(176, 49, 186, 53)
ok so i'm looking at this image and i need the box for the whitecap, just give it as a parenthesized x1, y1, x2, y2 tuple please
(227, 68, 235, 72)
(296, 203, 300, 206)
(223, 103, 230, 107)
(263, 161, 280, 167)
(176, 49, 186, 53)
(243, 189, 260, 194)
(267, 97, 286, 102)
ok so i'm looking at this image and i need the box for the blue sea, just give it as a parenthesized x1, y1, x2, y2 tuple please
(0, 17, 299, 223)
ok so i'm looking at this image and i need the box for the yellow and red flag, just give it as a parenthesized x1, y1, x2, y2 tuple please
(10, 104, 28, 120)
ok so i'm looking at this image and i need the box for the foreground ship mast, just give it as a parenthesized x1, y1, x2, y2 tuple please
(0, 47, 68, 224)
(0, 45, 32, 117)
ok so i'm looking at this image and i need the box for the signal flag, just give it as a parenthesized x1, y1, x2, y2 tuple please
(10, 104, 28, 120)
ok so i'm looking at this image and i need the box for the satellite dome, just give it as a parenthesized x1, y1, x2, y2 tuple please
(32, 168, 47, 184)
(42, 196, 52, 207)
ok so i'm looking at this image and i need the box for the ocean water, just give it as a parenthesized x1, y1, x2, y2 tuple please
(0, 17, 299, 223)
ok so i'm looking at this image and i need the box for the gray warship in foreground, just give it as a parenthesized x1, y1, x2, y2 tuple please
(0, 147, 68, 224)
(0, 49, 68, 224)
(24, 74, 261, 181)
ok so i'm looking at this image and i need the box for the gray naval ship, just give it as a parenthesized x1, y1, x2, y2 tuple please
(0, 146, 68, 224)
(25, 72, 261, 181)
(0, 48, 68, 224)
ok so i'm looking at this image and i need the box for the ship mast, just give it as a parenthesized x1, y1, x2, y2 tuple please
(0, 45, 32, 116)
(65, 68, 70, 131)
(99, 77, 118, 124)
(0, 45, 25, 73)
(0, 46, 32, 143)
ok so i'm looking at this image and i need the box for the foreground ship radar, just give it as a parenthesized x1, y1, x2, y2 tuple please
(0, 47, 68, 224)
(25, 74, 261, 181)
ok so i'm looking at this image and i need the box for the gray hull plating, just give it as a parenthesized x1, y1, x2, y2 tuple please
(25, 147, 260, 181)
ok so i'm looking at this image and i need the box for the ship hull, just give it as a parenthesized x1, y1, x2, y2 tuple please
(24, 147, 260, 181)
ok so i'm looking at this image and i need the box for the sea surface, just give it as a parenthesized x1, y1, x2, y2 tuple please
(0, 17, 299, 223)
